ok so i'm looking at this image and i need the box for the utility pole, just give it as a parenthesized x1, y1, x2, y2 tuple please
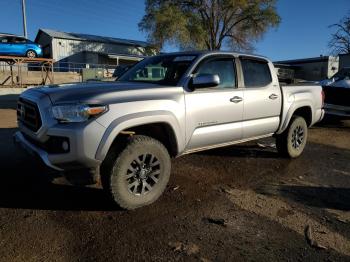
(21, 0, 27, 38)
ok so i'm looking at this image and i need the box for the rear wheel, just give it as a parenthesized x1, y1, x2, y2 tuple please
(26, 50, 37, 58)
(101, 135, 171, 210)
(276, 116, 308, 158)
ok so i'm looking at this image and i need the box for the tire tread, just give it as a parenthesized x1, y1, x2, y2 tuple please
(101, 135, 170, 210)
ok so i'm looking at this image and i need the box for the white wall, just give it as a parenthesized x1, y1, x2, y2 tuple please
(51, 38, 145, 61)
(328, 56, 339, 78)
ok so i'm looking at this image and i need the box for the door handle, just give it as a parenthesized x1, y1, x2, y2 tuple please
(269, 94, 279, 100)
(230, 96, 243, 103)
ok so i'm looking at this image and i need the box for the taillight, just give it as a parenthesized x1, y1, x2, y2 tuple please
(321, 89, 325, 107)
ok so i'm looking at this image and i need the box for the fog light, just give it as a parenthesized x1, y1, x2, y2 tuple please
(62, 141, 69, 151)
(47, 136, 70, 153)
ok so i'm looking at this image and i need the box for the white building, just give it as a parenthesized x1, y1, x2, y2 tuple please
(35, 29, 154, 70)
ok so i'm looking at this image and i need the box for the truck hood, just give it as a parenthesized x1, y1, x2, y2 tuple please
(28, 81, 179, 104)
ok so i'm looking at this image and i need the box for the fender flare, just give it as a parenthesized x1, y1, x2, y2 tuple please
(95, 110, 183, 161)
(277, 102, 313, 134)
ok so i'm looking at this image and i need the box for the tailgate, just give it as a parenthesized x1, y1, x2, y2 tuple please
(323, 86, 350, 107)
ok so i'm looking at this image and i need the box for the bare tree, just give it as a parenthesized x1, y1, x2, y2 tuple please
(329, 14, 350, 55)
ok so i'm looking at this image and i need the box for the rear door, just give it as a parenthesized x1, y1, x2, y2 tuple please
(184, 56, 244, 151)
(12, 37, 28, 56)
(240, 57, 282, 138)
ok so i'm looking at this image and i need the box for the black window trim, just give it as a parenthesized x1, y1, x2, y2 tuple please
(239, 55, 270, 63)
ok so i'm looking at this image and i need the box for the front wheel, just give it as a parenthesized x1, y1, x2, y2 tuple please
(26, 50, 37, 58)
(276, 116, 308, 158)
(101, 135, 171, 210)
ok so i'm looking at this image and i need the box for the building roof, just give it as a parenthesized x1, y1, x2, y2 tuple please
(35, 28, 150, 48)
(275, 56, 334, 64)
(0, 32, 19, 37)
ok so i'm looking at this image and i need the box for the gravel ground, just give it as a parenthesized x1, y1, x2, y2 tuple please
(0, 98, 349, 262)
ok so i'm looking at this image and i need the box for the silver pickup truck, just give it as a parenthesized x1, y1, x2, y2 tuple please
(14, 51, 324, 209)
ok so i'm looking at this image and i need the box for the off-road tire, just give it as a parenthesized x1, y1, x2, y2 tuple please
(101, 135, 171, 210)
(276, 116, 308, 158)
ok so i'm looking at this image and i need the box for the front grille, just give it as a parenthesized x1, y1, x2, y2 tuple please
(17, 98, 42, 132)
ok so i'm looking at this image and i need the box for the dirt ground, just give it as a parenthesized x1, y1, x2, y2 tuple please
(0, 97, 349, 262)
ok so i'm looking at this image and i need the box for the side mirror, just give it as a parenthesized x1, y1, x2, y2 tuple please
(192, 74, 220, 88)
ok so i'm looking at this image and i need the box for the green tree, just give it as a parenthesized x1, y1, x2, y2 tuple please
(329, 14, 350, 55)
(139, 0, 280, 51)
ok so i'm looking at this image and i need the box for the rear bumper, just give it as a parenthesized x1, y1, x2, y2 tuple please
(14, 131, 63, 171)
(318, 109, 325, 123)
(324, 103, 350, 118)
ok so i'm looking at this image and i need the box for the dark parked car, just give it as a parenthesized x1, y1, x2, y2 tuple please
(322, 68, 350, 119)
(0, 34, 42, 58)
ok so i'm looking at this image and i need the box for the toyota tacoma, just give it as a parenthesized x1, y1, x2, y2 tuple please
(14, 51, 325, 209)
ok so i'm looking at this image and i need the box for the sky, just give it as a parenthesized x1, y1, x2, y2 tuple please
(0, 0, 348, 61)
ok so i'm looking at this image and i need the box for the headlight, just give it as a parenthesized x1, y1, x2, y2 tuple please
(52, 104, 108, 123)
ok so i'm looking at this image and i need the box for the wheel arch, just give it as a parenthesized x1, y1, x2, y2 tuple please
(277, 104, 313, 134)
(95, 111, 183, 161)
(118, 122, 179, 157)
(292, 106, 312, 126)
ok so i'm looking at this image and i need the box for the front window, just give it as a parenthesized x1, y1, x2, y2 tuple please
(118, 55, 197, 85)
(194, 58, 236, 89)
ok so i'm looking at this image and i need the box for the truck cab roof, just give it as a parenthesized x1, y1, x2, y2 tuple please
(158, 50, 270, 62)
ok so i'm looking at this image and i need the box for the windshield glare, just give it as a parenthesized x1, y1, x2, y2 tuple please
(117, 55, 197, 85)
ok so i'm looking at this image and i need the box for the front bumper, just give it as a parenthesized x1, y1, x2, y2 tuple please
(16, 89, 106, 172)
(14, 131, 63, 171)
(14, 121, 105, 171)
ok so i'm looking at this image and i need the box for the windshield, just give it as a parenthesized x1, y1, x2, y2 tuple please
(330, 68, 350, 81)
(117, 54, 197, 85)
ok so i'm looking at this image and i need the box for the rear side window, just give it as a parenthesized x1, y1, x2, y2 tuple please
(14, 37, 27, 43)
(7, 37, 16, 43)
(0, 37, 9, 43)
(241, 59, 272, 87)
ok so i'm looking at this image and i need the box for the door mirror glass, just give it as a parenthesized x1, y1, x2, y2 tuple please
(192, 74, 220, 88)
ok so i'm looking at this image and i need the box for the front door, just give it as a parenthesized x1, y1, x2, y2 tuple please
(12, 37, 27, 56)
(185, 56, 244, 152)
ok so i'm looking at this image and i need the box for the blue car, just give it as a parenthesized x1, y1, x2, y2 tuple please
(0, 35, 42, 58)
